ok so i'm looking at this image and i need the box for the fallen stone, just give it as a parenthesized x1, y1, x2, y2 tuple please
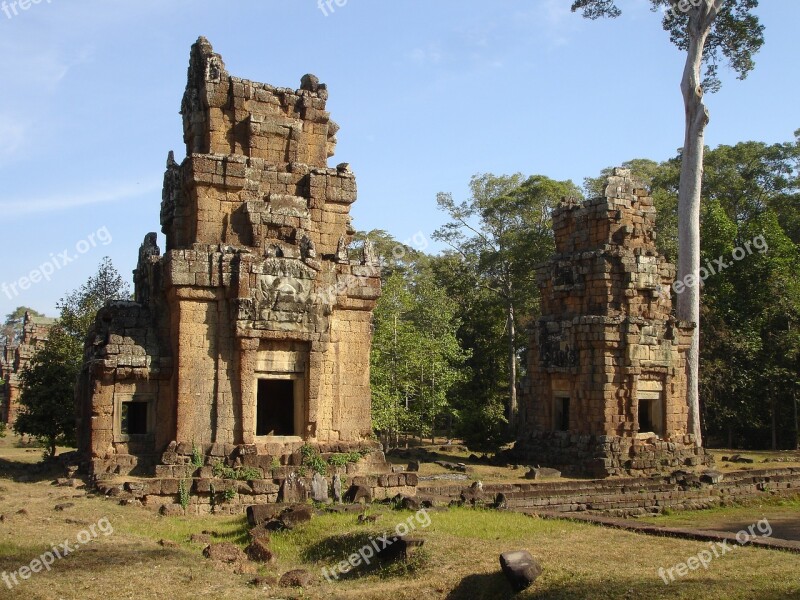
(311, 472, 329, 503)
(344, 484, 371, 504)
(701, 470, 724, 484)
(246, 504, 277, 527)
(158, 539, 179, 548)
(53, 503, 75, 512)
(332, 473, 343, 503)
(279, 505, 313, 529)
(246, 538, 275, 562)
(250, 575, 278, 587)
(499, 550, 542, 592)
(203, 543, 247, 564)
(248, 525, 271, 541)
(525, 467, 562, 480)
(279, 569, 313, 588)
(159, 504, 185, 517)
(377, 535, 425, 562)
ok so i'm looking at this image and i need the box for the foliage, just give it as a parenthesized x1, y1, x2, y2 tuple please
(300, 443, 329, 475)
(223, 487, 237, 503)
(178, 478, 190, 510)
(371, 267, 470, 445)
(570, 0, 764, 92)
(327, 450, 369, 468)
(433, 173, 581, 434)
(191, 443, 204, 468)
(211, 461, 262, 481)
(14, 258, 129, 458)
(1, 306, 44, 346)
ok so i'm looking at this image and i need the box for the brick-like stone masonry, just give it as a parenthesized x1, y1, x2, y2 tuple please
(76, 38, 410, 509)
(515, 168, 712, 477)
(1, 312, 55, 425)
(419, 467, 800, 518)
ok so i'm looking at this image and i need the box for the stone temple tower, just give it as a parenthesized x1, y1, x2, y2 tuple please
(516, 169, 712, 477)
(77, 37, 384, 478)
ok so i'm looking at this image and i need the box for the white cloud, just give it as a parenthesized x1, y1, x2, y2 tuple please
(1, 180, 161, 217)
(408, 44, 444, 65)
(0, 115, 27, 159)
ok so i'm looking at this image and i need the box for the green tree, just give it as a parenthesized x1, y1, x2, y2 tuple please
(571, 0, 765, 445)
(1, 306, 44, 346)
(434, 174, 581, 431)
(371, 267, 469, 448)
(14, 258, 130, 457)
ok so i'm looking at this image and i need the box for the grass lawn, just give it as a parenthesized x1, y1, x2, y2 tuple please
(1, 436, 799, 599)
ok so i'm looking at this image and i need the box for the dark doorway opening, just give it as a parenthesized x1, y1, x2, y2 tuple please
(554, 397, 570, 432)
(122, 401, 148, 435)
(256, 379, 295, 436)
(638, 399, 652, 432)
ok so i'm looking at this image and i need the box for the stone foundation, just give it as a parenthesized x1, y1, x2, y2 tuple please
(94, 441, 417, 515)
(510, 431, 713, 478)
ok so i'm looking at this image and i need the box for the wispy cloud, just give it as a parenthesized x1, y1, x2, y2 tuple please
(1, 180, 161, 217)
(0, 115, 27, 159)
(408, 44, 444, 65)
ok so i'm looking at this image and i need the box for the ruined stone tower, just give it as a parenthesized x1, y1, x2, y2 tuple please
(516, 169, 711, 477)
(77, 38, 384, 479)
(1, 312, 55, 425)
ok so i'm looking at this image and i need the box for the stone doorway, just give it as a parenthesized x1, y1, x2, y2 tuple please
(256, 378, 299, 436)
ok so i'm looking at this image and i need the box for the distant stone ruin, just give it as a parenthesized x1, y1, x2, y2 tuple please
(516, 169, 713, 477)
(1, 312, 55, 425)
(76, 38, 412, 510)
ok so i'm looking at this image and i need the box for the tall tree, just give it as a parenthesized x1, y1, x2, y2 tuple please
(434, 174, 581, 431)
(1, 306, 44, 346)
(571, 0, 764, 444)
(15, 258, 130, 457)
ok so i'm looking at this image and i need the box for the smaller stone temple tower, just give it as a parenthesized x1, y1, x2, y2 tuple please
(1, 312, 55, 425)
(516, 169, 711, 477)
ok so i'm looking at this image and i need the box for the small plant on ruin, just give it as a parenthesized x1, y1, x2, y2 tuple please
(178, 478, 191, 510)
(270, 456, 281, 469)
(300, 443, 328, 475)
(0, 423, 6, 439)
(191, 443, 204, 468)
(327, 450, 369, 469)
(223, 487, 237, 503)
(211, 461, 261, 481)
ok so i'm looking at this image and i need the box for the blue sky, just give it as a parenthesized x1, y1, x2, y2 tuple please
(0, 0, 797, 319)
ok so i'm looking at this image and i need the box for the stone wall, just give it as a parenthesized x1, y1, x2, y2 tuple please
(419, 467, 800, 518)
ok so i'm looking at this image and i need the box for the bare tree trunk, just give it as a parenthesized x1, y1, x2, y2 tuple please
(676, 9, 716, 448)
(508, 302, 517, 432)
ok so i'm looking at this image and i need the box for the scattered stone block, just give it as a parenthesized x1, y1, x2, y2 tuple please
(203, 543, 247, 564)
(279, 569, 313, 588)
(499, 550, 542, 592)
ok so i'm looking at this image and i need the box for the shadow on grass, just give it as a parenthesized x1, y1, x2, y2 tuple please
(300, 531, 430, 581)
(446, 573, 516, 600)
(445, 575, 800, 600)
(300, 530, 378, 563)
(0, 456, 65, 483)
